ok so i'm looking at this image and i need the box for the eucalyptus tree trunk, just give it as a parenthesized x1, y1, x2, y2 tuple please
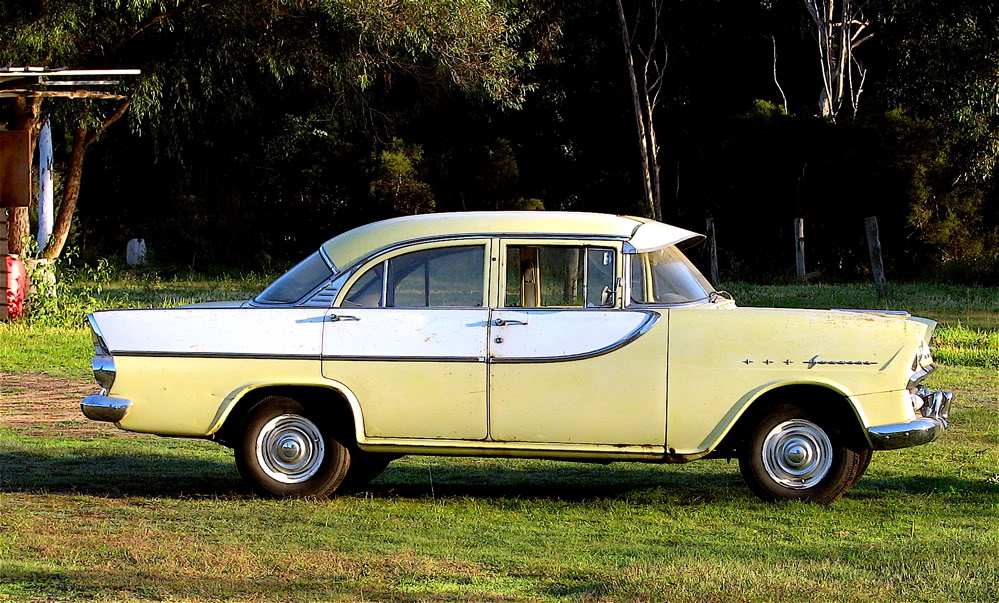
(615, 0, 666, 221)
(37, 121, 54, 252)
(41, 101, 129, 261)
(802, 0, 873, 120)
(616, 0, 656, 220)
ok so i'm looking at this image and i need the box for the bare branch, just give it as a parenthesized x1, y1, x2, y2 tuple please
(85, 100, 130, 147)
(112, 0, 224, 55)
(852, 32, 875, 48)
(773, 37, 788, 113)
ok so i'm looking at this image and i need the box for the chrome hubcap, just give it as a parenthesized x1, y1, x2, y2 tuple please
(256, 414, 325, 484)
(761, 419, 833, 489)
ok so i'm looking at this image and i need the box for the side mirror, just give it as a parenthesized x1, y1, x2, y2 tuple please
(599, 285, 614, 307)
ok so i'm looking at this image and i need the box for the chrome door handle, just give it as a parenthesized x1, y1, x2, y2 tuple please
(494, 318, 528, 327)
(328, 314, 360, 322)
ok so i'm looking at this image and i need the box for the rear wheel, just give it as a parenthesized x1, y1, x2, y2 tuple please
(739, 403, 864, 504)
(235, 395, 350, 498)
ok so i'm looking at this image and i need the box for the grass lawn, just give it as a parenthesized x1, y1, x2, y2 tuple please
(1, 278, 997, 601)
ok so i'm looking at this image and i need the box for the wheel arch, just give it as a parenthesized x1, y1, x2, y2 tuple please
(705, 381, 871, 458)
(209, 381, 365, 447)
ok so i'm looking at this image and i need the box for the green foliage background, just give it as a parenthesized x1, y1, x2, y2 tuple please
(1, 0, 997, 281)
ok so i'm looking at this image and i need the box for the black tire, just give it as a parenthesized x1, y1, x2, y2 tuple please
(846, 448, 873, 490)
(738, 402, 864, 504)
(340, 449, 394, 491)
(234, 395, 350, 498)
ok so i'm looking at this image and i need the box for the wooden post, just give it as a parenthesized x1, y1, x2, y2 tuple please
(1, 208, 8, 321)
(794, 218, 806, 277)
(705, 216, 720, 284)
(865, 216, 889, 297)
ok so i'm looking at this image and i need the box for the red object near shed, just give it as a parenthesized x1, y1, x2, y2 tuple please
(4, 255, 26, 320)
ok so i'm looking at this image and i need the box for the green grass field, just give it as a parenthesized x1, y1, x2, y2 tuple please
(1, 278, 997, 601)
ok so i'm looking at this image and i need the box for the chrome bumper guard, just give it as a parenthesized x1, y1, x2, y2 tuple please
(81, 394, 133, 423)
(868, 387, 953, 451)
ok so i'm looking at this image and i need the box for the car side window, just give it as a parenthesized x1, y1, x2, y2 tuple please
(342, 262, 384, 307)
(630, 255, 646, 303)
(504, 245, 615, 308)
(629, 247, 712, 304)
(342, 245, 485, 308)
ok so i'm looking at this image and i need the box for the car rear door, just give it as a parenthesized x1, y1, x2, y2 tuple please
(321, 240, 492, 440)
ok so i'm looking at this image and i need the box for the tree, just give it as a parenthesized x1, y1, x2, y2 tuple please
(876, 0, 999, 182)
(370, 138, 435, 215)
(0, 0, 534, 259)
(615, 0, 666, 220)
(801, 0, 874, 120)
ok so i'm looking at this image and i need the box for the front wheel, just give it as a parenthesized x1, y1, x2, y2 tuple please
(739, 403, 865, 504)
(340, 450, 395, 491)
(235, 395, 350, 498)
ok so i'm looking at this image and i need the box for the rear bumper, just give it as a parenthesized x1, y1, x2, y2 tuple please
(867, 388, 953, 451)
(81, 395, 133, 423)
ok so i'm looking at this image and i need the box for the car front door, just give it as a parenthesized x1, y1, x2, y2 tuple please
(322, 240, 492, 440)
(488, 241, 669, 446)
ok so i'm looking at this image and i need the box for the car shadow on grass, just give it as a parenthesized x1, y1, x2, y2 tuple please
(851, 474, 999, 499)
(0, 448, 752, 503)
(0, 452, 249, 498)
(354, 461, 753, 504)
(2, 449, 992, 504)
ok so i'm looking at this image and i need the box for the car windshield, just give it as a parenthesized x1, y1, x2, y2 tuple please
(630, 246, 713, 304)
(256, 251, 334, 304)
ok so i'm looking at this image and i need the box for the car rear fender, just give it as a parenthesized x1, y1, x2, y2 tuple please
(210, 379, 367, 445)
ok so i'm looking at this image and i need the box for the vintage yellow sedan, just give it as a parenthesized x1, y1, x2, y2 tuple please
(81, 212, 952, 503)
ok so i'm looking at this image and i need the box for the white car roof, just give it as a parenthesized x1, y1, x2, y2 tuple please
(321, 211, 703, 270)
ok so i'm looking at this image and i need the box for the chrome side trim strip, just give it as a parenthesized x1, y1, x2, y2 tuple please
(111, 351, 324, 361)
(491, 311, 660, 364)
(324, 355, 484, 363)
(109, 350, 485, 363)
(81, 395, 133, 423)
(832, 308, 911, 318)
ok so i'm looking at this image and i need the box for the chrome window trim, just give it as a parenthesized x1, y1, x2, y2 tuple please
(340, 234, 627, 279)
(341, 243, 490, 309)
(627, 299, 711, 309)
(318, 246, 338, 273)
(498, 241, 620, 310)
(380, 260, 389, 306)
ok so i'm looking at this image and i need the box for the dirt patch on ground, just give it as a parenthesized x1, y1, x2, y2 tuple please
(0, 372, 129, 437)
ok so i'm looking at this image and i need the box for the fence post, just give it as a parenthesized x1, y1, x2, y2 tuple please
(865, 216, 889, 298)
(1, 208, 7, 320)
(794, 218, 806, 277)
(705, 216, 720, 283)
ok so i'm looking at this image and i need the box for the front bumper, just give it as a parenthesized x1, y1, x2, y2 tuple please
(81, 394, 133, 423)
(867, 387, 953, 451)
